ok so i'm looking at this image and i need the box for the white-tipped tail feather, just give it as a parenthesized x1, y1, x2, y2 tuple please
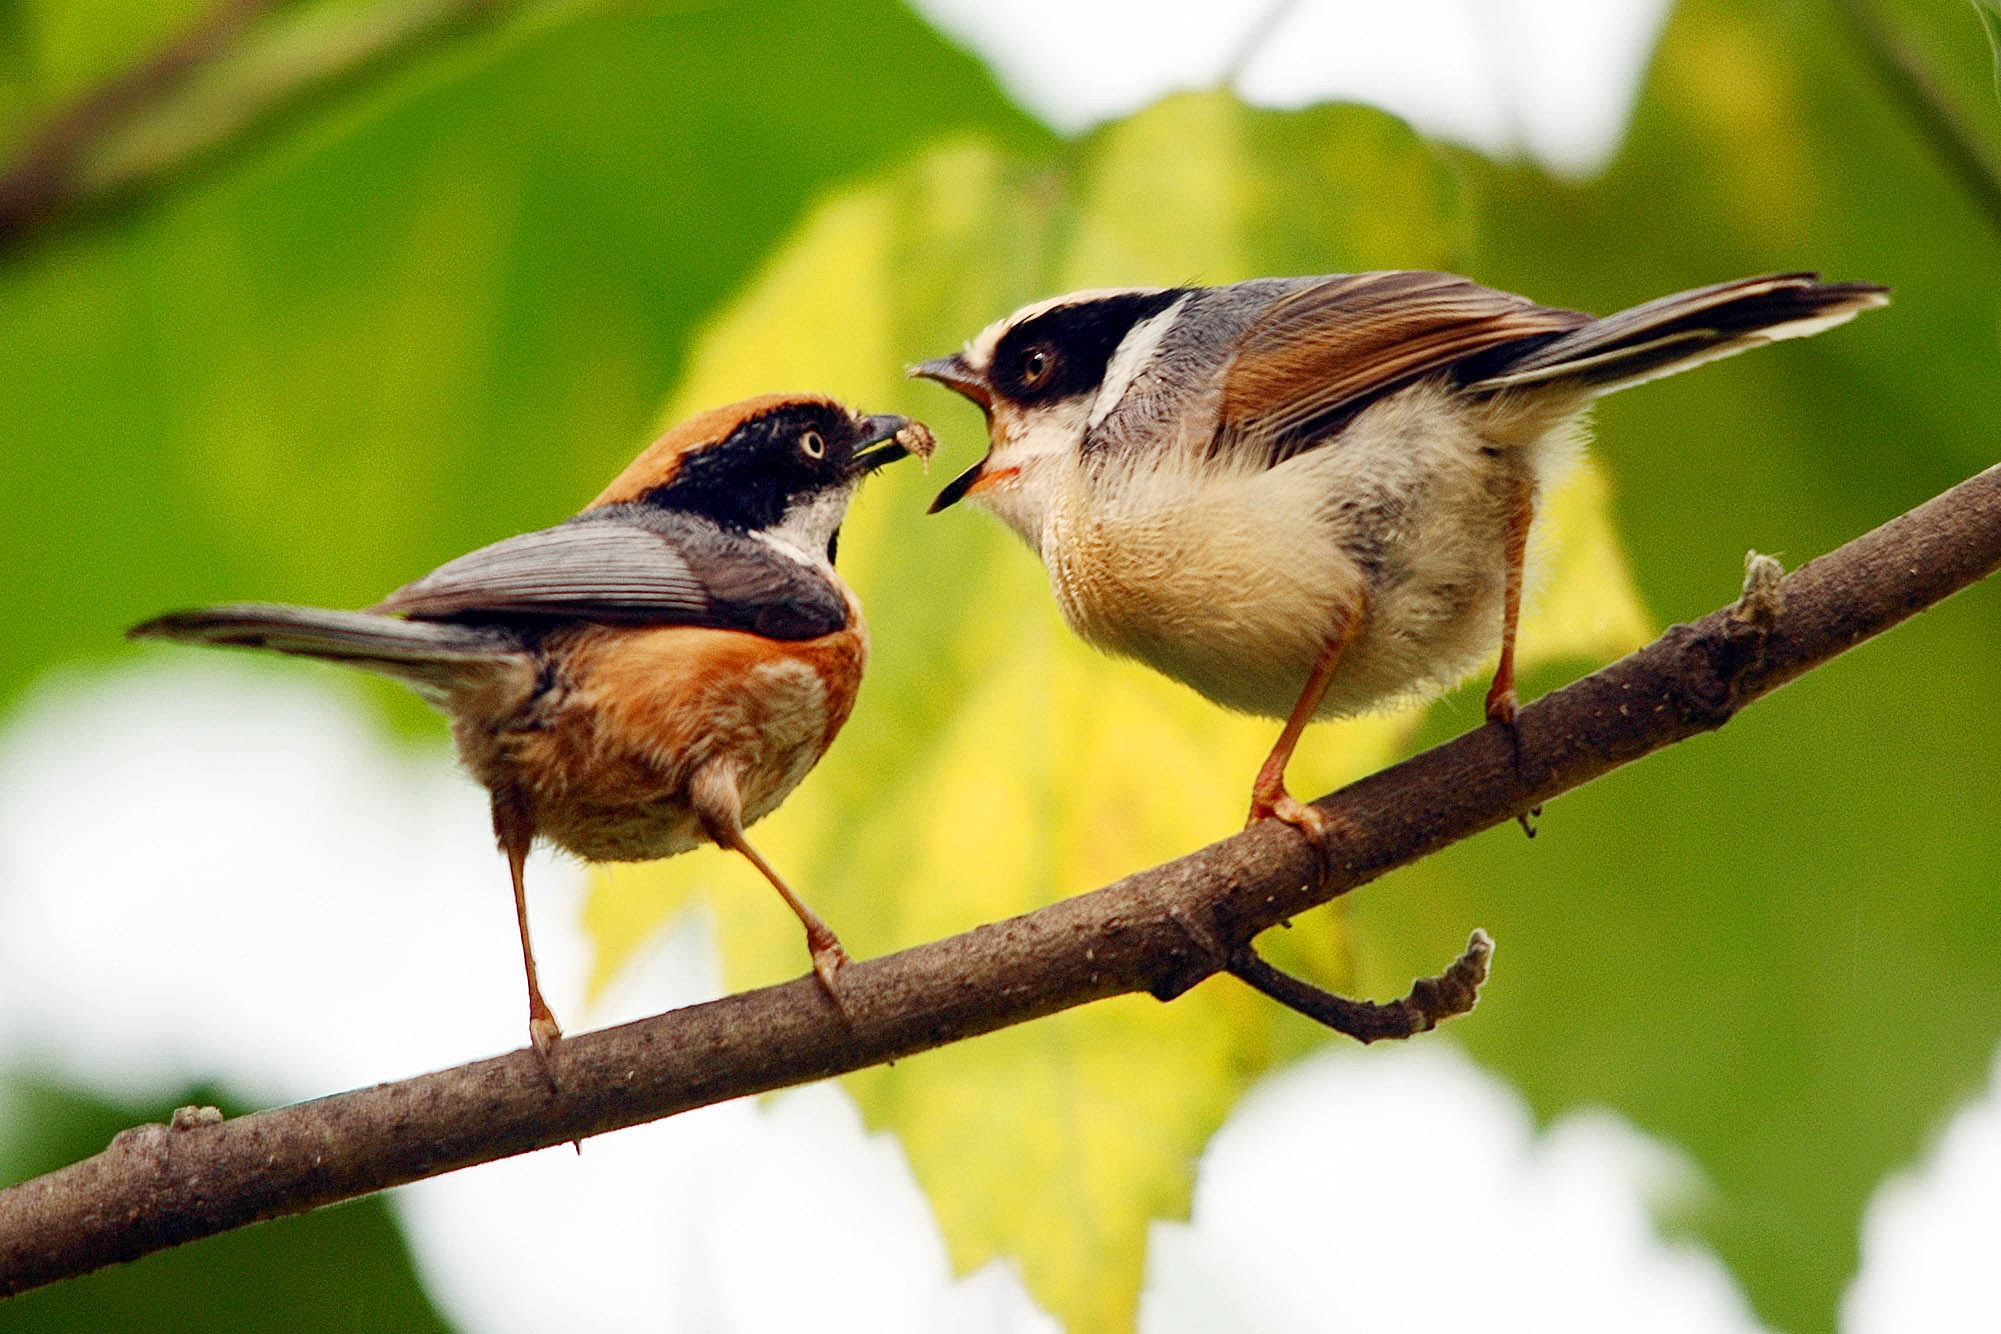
(1464, 273, 1890, 398)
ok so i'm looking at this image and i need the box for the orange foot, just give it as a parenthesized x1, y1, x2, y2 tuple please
(527, 1010, 563, 1087)
(806, 932, 854, 1021)
(1246, 787, 1329, 841)
(1247, 777, 1344, 882)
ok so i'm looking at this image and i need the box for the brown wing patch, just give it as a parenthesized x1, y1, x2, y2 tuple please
(1219, 272, 1589, 465)
(591, 392, 844, 507)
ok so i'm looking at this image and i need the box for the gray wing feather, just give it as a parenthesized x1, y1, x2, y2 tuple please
(374, 512, 849, 640)
(130, 603, 516, 658)
(377, 523, 712, 621)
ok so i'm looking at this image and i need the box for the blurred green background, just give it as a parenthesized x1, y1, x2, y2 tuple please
(2, 0, 1998, 1331)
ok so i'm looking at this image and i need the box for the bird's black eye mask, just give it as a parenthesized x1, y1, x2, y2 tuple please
(636, 403, 854, 531)
(988, 289, 1186, 406)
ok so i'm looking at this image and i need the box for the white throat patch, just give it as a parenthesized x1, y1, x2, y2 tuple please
(762, 484, 855, 568)
(1088, 295, 1188, 431)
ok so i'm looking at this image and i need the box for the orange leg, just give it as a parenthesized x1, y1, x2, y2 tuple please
(1486, 476, 1542, 835)
(1484, 475, 1536, 728)
(1247, 601, 1362, 842)
(692, 762, 849, 1002)
(494, 800, 562, 1062)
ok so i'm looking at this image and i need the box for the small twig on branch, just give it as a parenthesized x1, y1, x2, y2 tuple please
(2, 460, 1999, 1297)
(1160, 900, 1491, 1040)
(1227, 931, 1494, 1043)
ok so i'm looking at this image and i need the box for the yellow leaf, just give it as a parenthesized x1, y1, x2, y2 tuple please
(584, 93, 1652, 1334)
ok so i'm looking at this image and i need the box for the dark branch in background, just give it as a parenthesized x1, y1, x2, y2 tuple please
(0, 0, 269, 246)
(1217, 0, 1307, 91)
(0, 0, 542, 253)
(1834, 0, 2001, 239)
(2, 460, 1997, 1297)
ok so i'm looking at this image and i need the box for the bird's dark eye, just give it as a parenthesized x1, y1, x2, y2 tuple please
(1020, 346, 1055, 388)
(799, 430, 826, 459)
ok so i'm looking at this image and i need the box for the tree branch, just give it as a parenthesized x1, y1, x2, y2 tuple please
(3, 461, 1998, 1297)
(0, 0, 270, 247)
(1226, 930, 1494, 1042)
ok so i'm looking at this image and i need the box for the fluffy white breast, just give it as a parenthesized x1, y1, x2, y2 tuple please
(1041, 447, 1367, 716)
(1038, 382, 1582, 720)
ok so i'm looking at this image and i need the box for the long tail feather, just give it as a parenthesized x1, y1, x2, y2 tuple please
(1464, 273, 1889, 398)
(128, 603, 527, 702)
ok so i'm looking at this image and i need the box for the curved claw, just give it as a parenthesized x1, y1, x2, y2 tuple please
(810, 939, 850, 994)
(528, 1013, 563, 1088)
(1247, 789, 1328, 841)
(808, 937, 854, 1024)
(1247, 785, 1339, 885)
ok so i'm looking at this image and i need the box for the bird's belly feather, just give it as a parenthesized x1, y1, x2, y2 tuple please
(1043, 390, 1555, 719)
(460, 621, 864, 862)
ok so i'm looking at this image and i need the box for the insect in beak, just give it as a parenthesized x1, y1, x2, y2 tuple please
(910, 355, 1002, 512)
(850, 414, 936, 476)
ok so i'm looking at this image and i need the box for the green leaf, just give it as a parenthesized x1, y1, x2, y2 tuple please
(1975, 0, 2001, 105)
(584, 93, 1652, 1334)
(1415, 1, 2001, 1329)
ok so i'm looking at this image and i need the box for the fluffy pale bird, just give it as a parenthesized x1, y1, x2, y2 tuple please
(916, 271, 1886, 836)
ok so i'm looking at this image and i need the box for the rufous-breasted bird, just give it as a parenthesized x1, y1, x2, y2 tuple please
(131, 393, 935, 1056)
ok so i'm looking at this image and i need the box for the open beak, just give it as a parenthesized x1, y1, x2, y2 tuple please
(910, 353, 993, 412)
(910, 354, 998, 513)
(850, 413, 936, 476)
(926, 458, 990, 513)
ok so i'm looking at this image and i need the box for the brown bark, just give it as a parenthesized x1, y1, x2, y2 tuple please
(3, 461, 1998, 1297)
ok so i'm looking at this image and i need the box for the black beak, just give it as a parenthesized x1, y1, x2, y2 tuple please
(849, 413, 936, 475)
(910, 355, 997, 513)
(927, 459, 988, 513)
(909, 354, 993, 413)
